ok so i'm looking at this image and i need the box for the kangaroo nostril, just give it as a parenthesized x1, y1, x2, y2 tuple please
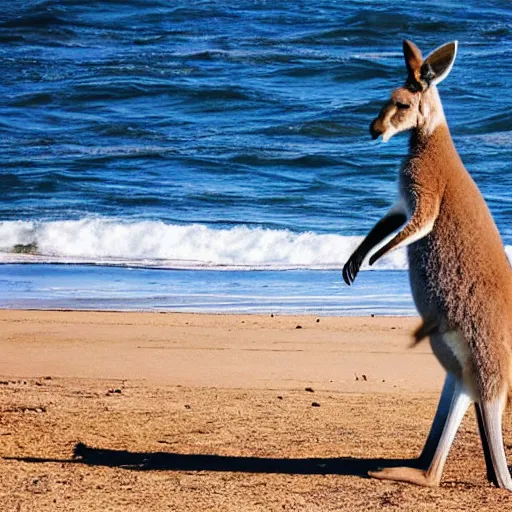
(369, 120, 382, 140)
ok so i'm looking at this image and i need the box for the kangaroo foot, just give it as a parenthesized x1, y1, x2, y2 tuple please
(368, 467, 438, 487)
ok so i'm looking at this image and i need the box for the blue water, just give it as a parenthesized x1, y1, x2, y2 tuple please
(0, 1, 511, 313)
(0, 264, 414, 315)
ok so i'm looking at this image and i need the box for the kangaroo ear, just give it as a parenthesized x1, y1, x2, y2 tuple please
(421, 41, 458, 87)
(403, 39, 423, 76)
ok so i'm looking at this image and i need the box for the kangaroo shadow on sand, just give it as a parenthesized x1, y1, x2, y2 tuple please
(6, 442, 421, 477)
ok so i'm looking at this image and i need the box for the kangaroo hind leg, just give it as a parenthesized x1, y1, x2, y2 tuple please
(417, 373, 456, 467)
(475, 402, 499, 486)
(369, 378, 471, 487)
(478, 393, 512, 490)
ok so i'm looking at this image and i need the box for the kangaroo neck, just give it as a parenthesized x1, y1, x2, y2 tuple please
(403, 122, 466, 189)
(408, 122, 457, 163)
(407, 86, 458, 161)
(409, 120, 457, 157)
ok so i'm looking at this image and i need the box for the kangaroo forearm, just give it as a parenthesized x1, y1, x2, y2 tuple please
(369, 211, 436, 266)
(343, 211, 406, 285)
(358, 212, 407, 256)
(369, 224, 414, 265)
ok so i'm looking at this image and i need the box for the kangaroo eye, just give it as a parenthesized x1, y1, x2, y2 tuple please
(396, 102, 410, 110)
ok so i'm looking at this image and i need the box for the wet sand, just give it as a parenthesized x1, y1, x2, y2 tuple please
(0, 310, 511, 511)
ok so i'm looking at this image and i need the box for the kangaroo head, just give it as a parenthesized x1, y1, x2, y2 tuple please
(370, 40, 457, 142)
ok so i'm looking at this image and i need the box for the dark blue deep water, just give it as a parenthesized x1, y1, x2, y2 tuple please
(0, 1, 511, 312)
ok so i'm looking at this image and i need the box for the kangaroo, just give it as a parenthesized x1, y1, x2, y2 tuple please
(343, 40, 512, 490)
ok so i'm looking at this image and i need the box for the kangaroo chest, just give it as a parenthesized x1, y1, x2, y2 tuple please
(404, 175, 512, 329)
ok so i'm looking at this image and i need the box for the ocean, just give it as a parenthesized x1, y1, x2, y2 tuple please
(0, 1, 511, 314)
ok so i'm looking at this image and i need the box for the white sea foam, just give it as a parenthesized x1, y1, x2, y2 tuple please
(4, 217, 507, 271)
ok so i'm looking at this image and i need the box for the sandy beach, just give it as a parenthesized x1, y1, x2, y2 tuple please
(1, 310, 511, 511)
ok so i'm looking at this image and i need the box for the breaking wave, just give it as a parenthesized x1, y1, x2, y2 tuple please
(0, 218, 411, 270)
(3, 217, 511, 271)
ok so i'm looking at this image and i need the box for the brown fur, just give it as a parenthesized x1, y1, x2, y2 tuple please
(371, 47, 512, 403)
(405, 122, 512, 400)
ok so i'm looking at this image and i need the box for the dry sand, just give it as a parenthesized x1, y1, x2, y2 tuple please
(0, 310, 511, 511)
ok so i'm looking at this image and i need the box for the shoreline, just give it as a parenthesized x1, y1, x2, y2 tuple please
(0, 264, 416, 315)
